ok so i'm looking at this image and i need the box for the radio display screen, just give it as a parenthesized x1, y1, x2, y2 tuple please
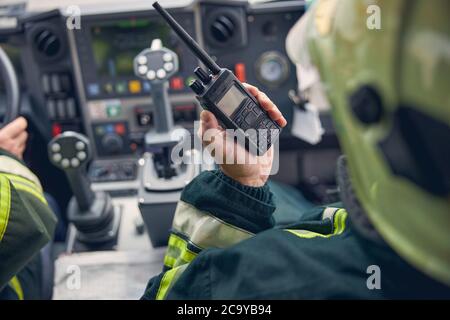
(90, 19, 178, 77)
(217, 85, 246, 117)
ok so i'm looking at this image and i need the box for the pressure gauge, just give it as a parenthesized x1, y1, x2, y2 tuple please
(255, 51, 290, 88)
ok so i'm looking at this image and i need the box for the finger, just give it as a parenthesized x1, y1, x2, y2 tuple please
(15, 131, 28, 147)
(258, 93, 288, 127)
(243, 83, 261, 98)
(198, 111, 221, 149)
(2, 117, 27, 138)
(200, 110, 220, 131)
(198, 110, 219, 139)
(270, 112, 287, 127)
(258, 92, 277, 111)
(15, 143, 26, 159)
(266, 108, 283, 121)
(277, 117, 288, 127)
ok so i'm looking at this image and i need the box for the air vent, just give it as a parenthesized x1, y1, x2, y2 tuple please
(203, 6, 247, 52)
(33, 28, 61, 59)
(210, 15, 236, 43)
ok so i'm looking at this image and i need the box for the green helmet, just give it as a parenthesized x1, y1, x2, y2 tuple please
(290, 0, 450, 285)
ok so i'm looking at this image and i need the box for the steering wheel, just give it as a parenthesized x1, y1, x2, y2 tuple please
(0, 46, 20, 127)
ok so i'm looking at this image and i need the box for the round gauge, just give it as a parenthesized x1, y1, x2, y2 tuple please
(255, 51, 290, 88)
(260, 59, 284, 83)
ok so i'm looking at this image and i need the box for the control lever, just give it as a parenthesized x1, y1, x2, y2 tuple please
(134, 39, 179, 133)
(48, 132, 121, 247)
(133, 39, 198, 191)
(48, 132, 94, 210)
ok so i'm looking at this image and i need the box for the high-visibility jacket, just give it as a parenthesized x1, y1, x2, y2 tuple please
(0, 150, 57, 299)
(142, 170, 450, 299)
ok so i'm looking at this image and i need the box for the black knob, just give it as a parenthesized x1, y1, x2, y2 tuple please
(189, 79, 205, 95)
(349, 85, 384, 125)
(102, 133, 123, 154)
(194, 67, 212, 84)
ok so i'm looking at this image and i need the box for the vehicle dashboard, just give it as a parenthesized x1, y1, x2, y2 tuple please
(0, 0, 340, 209)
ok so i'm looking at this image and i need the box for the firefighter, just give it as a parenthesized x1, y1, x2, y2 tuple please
(0, 117, 57, 299)
(142, 0, 450, 299)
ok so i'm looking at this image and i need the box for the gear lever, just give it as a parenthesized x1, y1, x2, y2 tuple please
(48, 132, 120, 247)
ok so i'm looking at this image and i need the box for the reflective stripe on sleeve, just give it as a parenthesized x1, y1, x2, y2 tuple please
(0, 156, 43, 190)
(286, 209, 348, 239)
(8, 276, 24, 300)
(172, 200, 253, 250)
(0, 175, 12, 242)
(156, 264, 188, 300)
(1, 173, 47, 205)
(164, 233, 198, 269)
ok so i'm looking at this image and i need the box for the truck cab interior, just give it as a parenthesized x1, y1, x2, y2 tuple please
(0, 0, 343, 299)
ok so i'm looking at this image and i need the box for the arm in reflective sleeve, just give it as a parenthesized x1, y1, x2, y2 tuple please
(142, 169, 276, 299)
(0, 152, 57, 290)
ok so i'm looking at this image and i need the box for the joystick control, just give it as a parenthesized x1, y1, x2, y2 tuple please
(134, 39, 198, 192)
(48, 132, 121, 248)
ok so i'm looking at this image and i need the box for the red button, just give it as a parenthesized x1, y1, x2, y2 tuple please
(52, 123, 62, 137)
(170, 77, 184, 90)
(115, 123, 126, 135)
(235, 63, 246, 83)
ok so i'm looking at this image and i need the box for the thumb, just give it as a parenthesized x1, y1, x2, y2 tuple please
(200, 110, 219, 131)
(198, 110, 221, 140)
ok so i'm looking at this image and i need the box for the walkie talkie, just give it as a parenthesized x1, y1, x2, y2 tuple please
(153, 2, 281, 156)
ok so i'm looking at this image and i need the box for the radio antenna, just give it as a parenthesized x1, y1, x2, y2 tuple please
(153, 1, 221, 75)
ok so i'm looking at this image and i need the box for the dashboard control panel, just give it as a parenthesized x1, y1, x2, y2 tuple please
(73, 12, 198, 100)
(1, 0, 306, 189)
(69, 9, 200, 160)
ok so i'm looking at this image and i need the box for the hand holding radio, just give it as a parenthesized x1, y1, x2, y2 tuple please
(153, 2, 285, 156)
(198, 84, 286, 187)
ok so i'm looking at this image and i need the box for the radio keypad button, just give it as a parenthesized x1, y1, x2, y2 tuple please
(244, 112, 257, 124)
(240, 122, 250, 130)
(236, 116, 244, 125)
(252, 106, 263, 117)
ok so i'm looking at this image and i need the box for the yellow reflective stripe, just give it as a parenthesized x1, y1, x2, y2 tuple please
(3, 173, 47, 204)
(9, 276, 24, 300)
(0, 155, 42, 189)
(164, 234, 198, 269)
(2, 173, 43, 193)
(156, 264, 188, 300)
(163, 255, 177, 269)
(287, 209, 348, 239)
(11, 182, 47, 205)
(0, 175, 12, 242)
